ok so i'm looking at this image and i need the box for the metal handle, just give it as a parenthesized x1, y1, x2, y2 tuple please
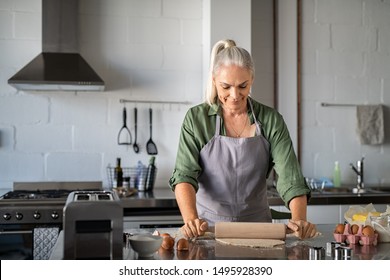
(134, 107, 137, 138)
(123, 107, 127, 126)
(0, 230, 33, 235)
(149, 108, 153, 137)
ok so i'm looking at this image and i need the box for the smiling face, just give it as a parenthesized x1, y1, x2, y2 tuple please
(213, 64, 253, 113)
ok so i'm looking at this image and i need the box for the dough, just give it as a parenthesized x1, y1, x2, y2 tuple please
(216, 238, 285, 248)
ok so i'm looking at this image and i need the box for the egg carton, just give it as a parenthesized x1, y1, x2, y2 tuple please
(333, 223, 378, 246)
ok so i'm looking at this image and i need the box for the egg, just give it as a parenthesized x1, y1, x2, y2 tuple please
(351, 224, 359, 235)
(176, 238, 189, 251)
(334, 223, 345, 234)
(362, 225, 375, 236)
(161, 233, 171, 237)
(161, 236, 175, 250)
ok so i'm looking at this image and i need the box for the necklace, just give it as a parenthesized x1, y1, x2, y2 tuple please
(226, 114, 248, 137)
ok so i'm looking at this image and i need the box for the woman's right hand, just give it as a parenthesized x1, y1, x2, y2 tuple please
(180, 218, 208, 239)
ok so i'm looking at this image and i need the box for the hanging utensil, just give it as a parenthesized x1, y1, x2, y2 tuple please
(133, 107, 140, 153)
(146, 108, 158, 155)
(117, 107, 132, 145)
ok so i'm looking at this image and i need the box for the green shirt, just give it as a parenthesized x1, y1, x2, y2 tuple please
(169, 98, 310, 209)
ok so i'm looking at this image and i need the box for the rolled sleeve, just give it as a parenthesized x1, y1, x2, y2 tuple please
(263, 109, 311, 209)
(169, 106, 213, 192)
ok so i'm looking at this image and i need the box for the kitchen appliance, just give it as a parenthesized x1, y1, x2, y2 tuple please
(0, 182, 102, 260)
(63, 190, 123, 260)
(8, 0, 104, 91)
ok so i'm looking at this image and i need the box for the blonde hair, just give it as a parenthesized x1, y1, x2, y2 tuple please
(204, 39, 255, 105)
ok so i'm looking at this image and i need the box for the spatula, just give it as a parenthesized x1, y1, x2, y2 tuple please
(146, 108, 158, 155)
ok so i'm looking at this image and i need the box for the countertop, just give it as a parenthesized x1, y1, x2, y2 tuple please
(50, 224, 390, 260)
(119, 186, 390, 215)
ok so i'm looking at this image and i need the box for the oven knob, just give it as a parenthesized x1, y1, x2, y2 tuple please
(33, 211, 41, 220)
(3, 213, 11, 220)
(51, 211, 59, 220)
(15, 212, 23, 220)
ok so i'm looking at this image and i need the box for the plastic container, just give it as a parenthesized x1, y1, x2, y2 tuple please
(370, 215, 390, 243)
(333, 161, 341, 187)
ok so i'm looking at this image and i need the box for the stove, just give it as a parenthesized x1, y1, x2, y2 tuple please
(0, 182, 103, 225)
(0, 181, 102, 260)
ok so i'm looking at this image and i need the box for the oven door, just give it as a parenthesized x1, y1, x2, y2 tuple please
(0, 224, 61, 260)
(0, 224, 34, 259)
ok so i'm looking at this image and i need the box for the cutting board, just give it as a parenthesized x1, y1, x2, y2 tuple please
(215, 222, 286, 240)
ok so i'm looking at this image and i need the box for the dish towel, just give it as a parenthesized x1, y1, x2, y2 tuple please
(356, 105, 384, 145)
(33, 227, 60, 260)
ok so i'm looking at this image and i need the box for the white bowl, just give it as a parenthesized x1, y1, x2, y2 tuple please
(128, 234, 163, 258)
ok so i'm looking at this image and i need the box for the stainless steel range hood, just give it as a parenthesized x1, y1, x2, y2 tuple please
(8, 0, 105, 91)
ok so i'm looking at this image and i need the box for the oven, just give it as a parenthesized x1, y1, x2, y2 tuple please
(0, 182, 102, 260)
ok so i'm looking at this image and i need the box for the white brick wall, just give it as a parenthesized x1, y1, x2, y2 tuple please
(301, 0, 390, 186)
(2, 0, 389, 193)
(0, 0, 202, 191)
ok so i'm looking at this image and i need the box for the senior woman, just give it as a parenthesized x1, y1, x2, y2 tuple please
(169, 39, 317, 239)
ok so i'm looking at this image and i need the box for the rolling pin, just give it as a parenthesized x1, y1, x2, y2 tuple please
(215, 222, 286, 240)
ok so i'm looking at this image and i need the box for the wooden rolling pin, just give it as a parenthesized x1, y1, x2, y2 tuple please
(215, 222, 286, 240)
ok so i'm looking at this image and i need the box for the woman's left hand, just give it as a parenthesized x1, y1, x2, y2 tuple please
(287, 219, 317, 239)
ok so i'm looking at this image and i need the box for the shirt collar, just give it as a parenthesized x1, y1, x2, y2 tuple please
(207, 101, 222, 117)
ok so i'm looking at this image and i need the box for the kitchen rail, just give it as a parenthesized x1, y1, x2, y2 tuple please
(119, 99, 191, 105)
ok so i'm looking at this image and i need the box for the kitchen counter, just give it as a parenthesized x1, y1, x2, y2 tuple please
(50, 224, 390, 260)
(119, 187, 390, 214)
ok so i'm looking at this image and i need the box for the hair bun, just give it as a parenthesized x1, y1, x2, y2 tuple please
(224, 39, 236, 48)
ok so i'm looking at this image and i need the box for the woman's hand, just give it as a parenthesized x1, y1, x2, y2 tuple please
(287, 219, 317, 239)
(180, 218, 208, 239)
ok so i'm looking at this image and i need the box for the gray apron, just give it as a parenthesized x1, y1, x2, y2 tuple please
(197, 99, 272, 225)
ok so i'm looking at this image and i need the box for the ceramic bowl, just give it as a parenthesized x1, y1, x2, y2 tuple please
(128, 234, 163, 258)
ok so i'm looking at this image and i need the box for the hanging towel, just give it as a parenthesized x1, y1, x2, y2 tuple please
(356, 105, 384, 145)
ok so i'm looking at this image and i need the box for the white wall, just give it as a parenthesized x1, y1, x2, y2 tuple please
(277, 0, 298, 153)
(2, 0, 390, 193)
(301, 0, 390, 186)
(0, 0, 203, 191)
(203, 0, 274, 107)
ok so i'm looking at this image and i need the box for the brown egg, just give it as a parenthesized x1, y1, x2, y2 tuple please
(161, 236, 175, 250)
(177, 238, 189, 251)
(161, 233, 171, 237)
(362, 225, 375, 236)
(334, 223, 345, 234)
(351, 224, 359, 235)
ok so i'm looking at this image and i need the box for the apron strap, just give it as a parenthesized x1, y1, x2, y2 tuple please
(215, 115, 221, 136)
(248, 97, 262, 136)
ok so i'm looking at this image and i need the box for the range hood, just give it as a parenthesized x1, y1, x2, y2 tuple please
(8, 0, 105, 91)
